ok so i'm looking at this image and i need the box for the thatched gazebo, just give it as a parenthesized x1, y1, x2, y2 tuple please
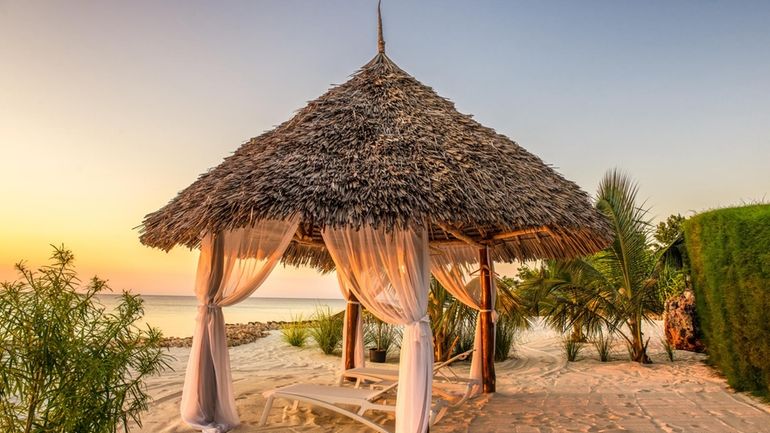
(140, 9, 611, 433)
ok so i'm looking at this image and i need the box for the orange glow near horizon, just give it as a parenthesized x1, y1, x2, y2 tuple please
(2, 2, 768, 298)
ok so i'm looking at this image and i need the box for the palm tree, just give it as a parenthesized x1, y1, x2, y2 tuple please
(590, 169, 658, 363)
(518, 170, 663, 363)
(518, 259, 601, 343)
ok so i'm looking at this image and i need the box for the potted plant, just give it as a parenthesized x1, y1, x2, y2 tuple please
(364, 314, 400, 363)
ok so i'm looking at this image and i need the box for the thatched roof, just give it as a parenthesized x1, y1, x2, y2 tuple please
(139, 51, 611, 271)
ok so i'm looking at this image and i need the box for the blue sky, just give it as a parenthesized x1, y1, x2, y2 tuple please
(1, 1, 768, 297)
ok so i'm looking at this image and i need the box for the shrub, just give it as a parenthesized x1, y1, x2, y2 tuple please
(593, 332, 613, 362)
(309, 307, 343, 355)
(281, 314, 309, 347)
(685, 204, 770, 396)
(563, 337, 583, 362)
(428, 277, 476, 362)
(0, 246, 170, 433)
(494, 315, 518, 361)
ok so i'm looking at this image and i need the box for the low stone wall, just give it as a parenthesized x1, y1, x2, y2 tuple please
(160, 321, 284, 348)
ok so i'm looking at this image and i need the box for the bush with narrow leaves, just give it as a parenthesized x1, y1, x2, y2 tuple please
(281, 314, 309, 347)
(310, 307, 343, 355)
(0, 246, 170, 433)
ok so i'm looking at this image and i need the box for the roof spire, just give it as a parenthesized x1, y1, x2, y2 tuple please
(377, 0, 385, 54)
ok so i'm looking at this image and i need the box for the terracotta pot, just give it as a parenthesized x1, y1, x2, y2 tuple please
(369, 348, 387, 363)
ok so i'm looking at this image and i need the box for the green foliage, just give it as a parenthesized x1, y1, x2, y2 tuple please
(654, 213, 691, 305)
(429, 275, 530, 362)
(593, 332, 613, 362)
(654, 214, 685, 247)
(493, 277, 530, 361)
(661, 338, 675, 362)
(309, 307, 343, 355)
(518, 170, 669, 364)
(428, 277, 476, 362)
(685, 204, 770, 396)
(517, 260, 601, 342)
(0, 246, 170, 433)
(494, 314, 519, 361)
(363, 311, 401, 354)
(281, 314, 309, 347)
(656, 268, 687, 308)
(563, 337, 583, 362)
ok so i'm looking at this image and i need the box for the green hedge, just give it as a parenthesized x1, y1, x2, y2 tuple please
(684, 204, 770, 396)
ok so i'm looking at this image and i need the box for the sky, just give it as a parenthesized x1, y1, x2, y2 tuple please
(1, 1, 768, 298)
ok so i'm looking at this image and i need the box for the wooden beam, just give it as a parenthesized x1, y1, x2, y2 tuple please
(478, 246, 496, 393)
(491, 226, 553, 242)
(435, 222, 485, 248)
(428, 239, 476, 247)
(292, 236, 326, 247)
(343, 293, 360, 372)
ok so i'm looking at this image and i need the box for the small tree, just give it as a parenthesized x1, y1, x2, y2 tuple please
(517, 171, 668, 364)
(654, 214, 685, 248)
(0, 246, 170, 433)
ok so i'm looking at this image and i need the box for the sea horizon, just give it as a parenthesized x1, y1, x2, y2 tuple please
(96, 293, 347, 338)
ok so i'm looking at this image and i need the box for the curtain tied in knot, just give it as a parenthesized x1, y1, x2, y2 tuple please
(414, 314, 431, 339)
(181, 218, 299, 433)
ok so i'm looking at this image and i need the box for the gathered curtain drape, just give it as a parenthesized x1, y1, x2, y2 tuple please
(322, 226, 433, 433)
(338, 274, 365, 372)
(429, 244, 496, 386)
(181, 218, 299, 433)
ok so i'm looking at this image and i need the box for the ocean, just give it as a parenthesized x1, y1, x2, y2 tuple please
(97, 294, 346, 338)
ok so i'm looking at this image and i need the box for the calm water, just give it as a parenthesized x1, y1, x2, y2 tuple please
(97, 295, 346, 338)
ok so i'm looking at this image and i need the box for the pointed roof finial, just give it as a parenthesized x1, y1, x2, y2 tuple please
(377, 0, 385, 54)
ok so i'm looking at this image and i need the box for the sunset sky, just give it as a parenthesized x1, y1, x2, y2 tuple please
(1, 1, 769, 298)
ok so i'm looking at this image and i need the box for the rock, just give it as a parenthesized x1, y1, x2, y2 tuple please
(160, 321, 275, 348)
(664, 290, 705, 352)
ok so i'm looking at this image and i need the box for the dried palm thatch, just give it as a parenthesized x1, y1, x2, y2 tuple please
(139, 49, 611, 270)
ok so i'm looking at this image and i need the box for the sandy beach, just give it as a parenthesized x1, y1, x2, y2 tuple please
(136, 320, 770, 433)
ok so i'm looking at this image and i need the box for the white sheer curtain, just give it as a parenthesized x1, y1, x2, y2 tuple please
(338, 274, 365, 372)
(181, 217, 299, 433)
(430, 244, 496, 386)
(323, 226, 433, 433)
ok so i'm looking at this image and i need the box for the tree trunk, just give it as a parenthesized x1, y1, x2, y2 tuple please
(628, 317, 652, 364)
(570, 323, 585, 342)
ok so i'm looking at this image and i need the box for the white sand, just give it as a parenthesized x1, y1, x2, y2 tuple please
(136, 321, 770, 433)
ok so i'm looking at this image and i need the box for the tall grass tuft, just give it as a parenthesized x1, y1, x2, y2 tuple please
(563, 337, 583, 362)
(495, 315, 519, 361)
(661, 337, 675, 362)
(281, 314, 309, 347)
(593, 333, 613, 362)
(310, 306, 343, 355)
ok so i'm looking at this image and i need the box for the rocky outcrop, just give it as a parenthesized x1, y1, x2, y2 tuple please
(160, 321, 282, 348)
(664, 290, 705, 352)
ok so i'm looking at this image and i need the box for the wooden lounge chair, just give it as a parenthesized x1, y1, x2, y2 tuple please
(340, 349, 480, 406)
(258, 382, 447, 433)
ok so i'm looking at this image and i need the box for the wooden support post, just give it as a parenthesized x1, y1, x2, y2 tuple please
(479, 246, 496, 393)
(343, 293, 360, 372)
